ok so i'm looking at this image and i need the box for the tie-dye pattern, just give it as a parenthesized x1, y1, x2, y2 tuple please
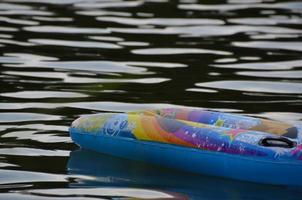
(71, 109, 302, 161)
(132, 108, 299, 137)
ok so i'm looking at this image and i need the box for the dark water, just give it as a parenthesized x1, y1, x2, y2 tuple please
(0, 0, 302, 199)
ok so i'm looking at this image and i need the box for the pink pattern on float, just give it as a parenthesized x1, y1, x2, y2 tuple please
(291, 144, 302, 160)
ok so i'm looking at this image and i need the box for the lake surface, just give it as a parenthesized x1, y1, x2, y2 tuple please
(0, 0, 302, 199)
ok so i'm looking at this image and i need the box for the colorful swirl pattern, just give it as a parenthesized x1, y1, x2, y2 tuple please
(71, 109, 302, 161)
(131, 108, 300, 139)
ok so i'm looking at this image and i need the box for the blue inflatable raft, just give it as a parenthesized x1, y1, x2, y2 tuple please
(69, 108, 302, 186)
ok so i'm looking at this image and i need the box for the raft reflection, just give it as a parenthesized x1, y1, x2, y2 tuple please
(68, 150, 302, 200)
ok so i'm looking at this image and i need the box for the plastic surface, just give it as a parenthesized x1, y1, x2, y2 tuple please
(69, 108, 302, 186)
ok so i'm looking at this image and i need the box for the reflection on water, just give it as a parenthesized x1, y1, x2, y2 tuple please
(0, 0, 302, 199)
(67, 150, 302, 200)
(26, 187, 187, 200)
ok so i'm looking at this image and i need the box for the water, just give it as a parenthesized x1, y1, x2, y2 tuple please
(0, 0, 302, 199)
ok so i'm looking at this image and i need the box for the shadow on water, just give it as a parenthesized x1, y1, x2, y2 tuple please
(67, 149, 302, 200)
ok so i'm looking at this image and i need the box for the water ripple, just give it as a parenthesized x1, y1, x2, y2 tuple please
(0, 91, 88, 99)
(178, 2, 302, 12)
(74, 1, 144, 9)
(97, 17, 224, 26)
(0, 16, 39, 25)
(228, 17, 302, 25)
(233, 41, 302, 52)
(212, 60, 302, 70)
(237, 70, 302, 79)
(0, 113, 61, 123)
(77, 10, 132, 17)
(0, 3, 32, 10)
(0, 169, 66, 184)
(0, 0, 302, 198)
(111, 25, 302, 37)
(132, 48, 232, 55)
(24, 26, 110, 34)
(0, 147, 69, 157)
(0, 10, 53, 16)
(0, 39, 34, 46)
(196, 80, 302, 94)
(29, 39, 122, 49)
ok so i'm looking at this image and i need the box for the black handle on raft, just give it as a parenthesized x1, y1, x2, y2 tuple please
(259, 137, 296, 148)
